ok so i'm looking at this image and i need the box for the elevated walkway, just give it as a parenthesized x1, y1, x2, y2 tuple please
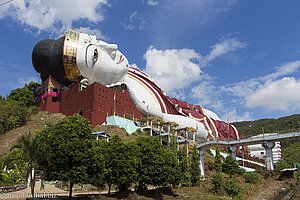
(196, 132, 300, 149)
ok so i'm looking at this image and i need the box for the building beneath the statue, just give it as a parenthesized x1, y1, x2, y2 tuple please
(37, 75, 145, 127)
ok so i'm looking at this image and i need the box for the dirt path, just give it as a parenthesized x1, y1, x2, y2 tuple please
(1, 184, 107, 200)
(252, 179, 293, 200)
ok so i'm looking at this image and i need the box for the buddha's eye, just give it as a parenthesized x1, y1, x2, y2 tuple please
(93, 49, 98, 64)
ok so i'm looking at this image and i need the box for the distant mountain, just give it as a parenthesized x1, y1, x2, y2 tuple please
(232, 114, 300, 138)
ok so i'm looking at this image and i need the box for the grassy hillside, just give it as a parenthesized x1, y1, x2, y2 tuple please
(0, 111, 66, 157)
(232, 114, 300, 138)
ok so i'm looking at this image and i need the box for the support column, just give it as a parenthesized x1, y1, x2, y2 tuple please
(158, 122, 162, 144)
(186, 140, 189, 158)
(193, 132, 196, 142)
(150, 120, 153, 136)
(185, 129, 188, 140)
(262, 141, 275, 170)
(167, 124, 171, 146)
(176, 131, 179, 151)
(198, 149, 206, 177)
(226, 145, 238, 160)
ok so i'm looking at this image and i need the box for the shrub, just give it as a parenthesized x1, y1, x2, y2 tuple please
(208, 160, 214, 170)
(244, 172, 260, 184)
(224, 180, 243, 199)
(222, 155, 240, 177)
(214, 147, 222, 173)
(211, 172, 223, 194)
(275, 160, 290, 170)
(136, 128, 142, 135)
(27, 106, 40, 116)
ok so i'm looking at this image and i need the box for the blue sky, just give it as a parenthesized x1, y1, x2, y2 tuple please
(1, 0, 300, 122)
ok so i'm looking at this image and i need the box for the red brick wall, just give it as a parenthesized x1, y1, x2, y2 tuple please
(38, 96, 60, 113)
(58, 82, 145, 127)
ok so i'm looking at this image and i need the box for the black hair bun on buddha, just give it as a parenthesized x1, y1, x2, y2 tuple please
(32, 36, 71, 85)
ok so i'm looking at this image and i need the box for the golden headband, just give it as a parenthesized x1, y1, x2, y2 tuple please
(63, 29, 81, 82)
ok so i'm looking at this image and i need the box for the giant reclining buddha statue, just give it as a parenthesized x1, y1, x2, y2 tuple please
(32, 29, 242, 141)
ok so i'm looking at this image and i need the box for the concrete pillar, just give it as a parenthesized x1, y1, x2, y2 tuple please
(193, 132, 196, 142)
(150, 120, 153, 136)
(262, 141, 275, 170)
(186, 141, 189, 158)
(226, 145, 238, 160)
(167, 124, 171, 146)
(175, 130, 179, 161)
(198, 149, 206, 177)
(176, 131, 179, 151)
(158, 122, 162, 144)
(185, 129, 188, 140)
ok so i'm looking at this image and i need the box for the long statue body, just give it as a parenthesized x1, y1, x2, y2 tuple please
(32, 30, 241, 141)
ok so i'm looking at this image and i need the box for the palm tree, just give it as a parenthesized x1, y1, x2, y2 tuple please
(11, 131, 42, 197)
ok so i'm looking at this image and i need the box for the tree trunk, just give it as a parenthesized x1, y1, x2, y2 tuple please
(69, 181, 74, 198)
(30, 164, 35, 198)
(108, 182, 111, 195)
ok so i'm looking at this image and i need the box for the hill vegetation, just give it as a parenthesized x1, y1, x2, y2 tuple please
(232, 114, 300, 137)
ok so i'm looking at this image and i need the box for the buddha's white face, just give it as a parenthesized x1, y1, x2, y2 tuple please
(76, 32, 129, 85)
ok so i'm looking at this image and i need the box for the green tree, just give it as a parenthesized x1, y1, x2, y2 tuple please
(224, 180, 243, 199)
(222, 155, 240, 178)
(7, 87, 35, 108)
(163, 141, 181, 187)
(0, 100, 27, 135)
(25, 81, 41, 101)
(104, 135, 138, 194)
(214, 147, 222, 173)
(135, 137, 170, 190)
(179, 146, 191, 186)
(11, 132, 42, 197)
(211, 172, 224, 194)
(36, 114, 93, 198)
(0, 95, 4, 103)
(87, 140, 106, 189)
(190, 146, 201, 186)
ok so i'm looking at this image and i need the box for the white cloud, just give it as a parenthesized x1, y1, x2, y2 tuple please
(121, 11, 145, 30)
(223, 60, 300, 98)
(246, 77, 300, 112)
(220, 60, 300, 112)
(221, 109, 251, 122)
(0, 0, 108, 34)
(203, 37, 246, 65)
(143, 36, 245, 94)
(75, 27, 107, 41)
(143, 46, 202, 93)
(148, 0, 158, 6)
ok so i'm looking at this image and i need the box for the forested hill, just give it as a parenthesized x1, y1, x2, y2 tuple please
(232, 114, 300, 138)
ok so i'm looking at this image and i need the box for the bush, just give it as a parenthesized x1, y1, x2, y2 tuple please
(244, 172, 260, 184)
(275, 160, 290, 170)
(143, 129, 151, 136)
(211, 172, 223, 194)
(214, 147, 222, 173)
(222, 155, 241, 177)
(27, 106, 40, 116)
(224, 180, 243, 199)
(208, 160, 214, 170)
(136, 128, 142, 135)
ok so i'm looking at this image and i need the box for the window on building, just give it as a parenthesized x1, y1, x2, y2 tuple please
(52, 97, 58, 102)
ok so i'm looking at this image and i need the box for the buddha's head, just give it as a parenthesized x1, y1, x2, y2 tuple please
(32, 29, 129, 86)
